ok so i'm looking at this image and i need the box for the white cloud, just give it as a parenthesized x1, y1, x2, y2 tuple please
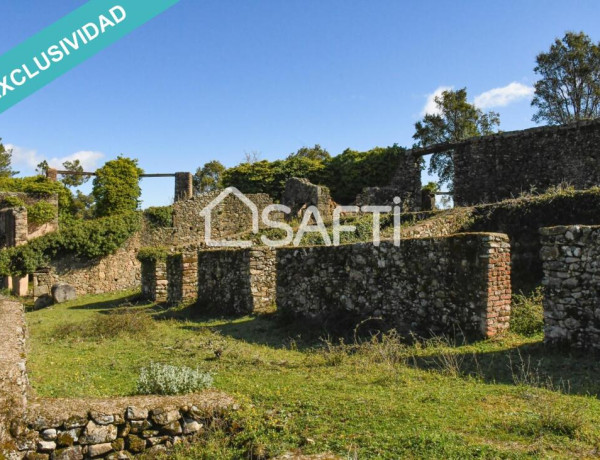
(473, 82, 533, 109)
(6, 144, 104, 172)
(421, 86, 453, 116)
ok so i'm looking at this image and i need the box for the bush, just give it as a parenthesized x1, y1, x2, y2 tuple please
(26, 201, 56, 225)
(136, 362, 213, 395)
(144, 206, 173, 228)
(137, 246, 169, 263)
(1, 195, 25, 208)
(0, 212, 141, 276)
(510, 287, 544, 336)
(93, 156, 143, 217)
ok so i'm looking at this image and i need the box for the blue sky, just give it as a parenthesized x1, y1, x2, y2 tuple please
(1, 0, 599, 207)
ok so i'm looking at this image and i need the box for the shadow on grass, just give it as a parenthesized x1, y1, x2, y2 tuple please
(407, 340, 600, 397)
(66, 292, 158, 312)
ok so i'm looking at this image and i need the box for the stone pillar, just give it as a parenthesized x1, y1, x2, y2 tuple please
(11, 276, 28, 297)
(46, 168, 58, 182)
(140, 259, 167, 302)
(167, 252, 198, 305)
(174, 172, 193, 202)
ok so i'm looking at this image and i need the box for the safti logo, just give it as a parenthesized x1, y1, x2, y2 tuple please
(0, 0, 180, 113)
(199, 187, 403, 248)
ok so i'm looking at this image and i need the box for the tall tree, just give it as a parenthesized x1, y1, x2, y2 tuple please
(413, 88, 499, 187)
(532, 32, 600, 125)
(92, 156, 143, 217)
(61, 159, 90, 187)
(0, 139, 18, 177)
(193, 160, 226, 194)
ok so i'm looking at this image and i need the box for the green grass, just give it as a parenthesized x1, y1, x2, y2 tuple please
(26, 291, 600, 459)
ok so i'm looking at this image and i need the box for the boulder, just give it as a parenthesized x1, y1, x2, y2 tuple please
(51, 284, 77, 303)
(34, 294, 53, 309)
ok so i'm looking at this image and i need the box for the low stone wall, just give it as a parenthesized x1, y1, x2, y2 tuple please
(401, 208, 474, 240)
(12, 393, 235, 459)
(0, 297, 28, 455)
(167, 252, 198, 305)
(34, 236, 141, 297)
(196, 247, 276, 314)
(540, 225, 600, 350)
(276, 233, 511, 338)
(140, 259, 167, 302)
(282, 177, 333, 221)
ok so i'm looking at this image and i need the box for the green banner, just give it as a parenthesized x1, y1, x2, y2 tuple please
(0, 0, 180, 113)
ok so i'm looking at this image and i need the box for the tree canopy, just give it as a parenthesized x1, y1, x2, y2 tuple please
(92, 156, 143, 217)
(0, 139, 18, 178)
(413, 88, 500, 187)
(193, 160, 226, 194)
(532, 31, 600, 125)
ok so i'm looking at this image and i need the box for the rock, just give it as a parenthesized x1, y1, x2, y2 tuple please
(87, 443, 113, 458)
(125, 406, 148, 421)
(161, 420, 182, 435)
(126, 434, 146, 453)
(89, 411, 114, 425)
(52, 446, 83, 460)
(78, 421, 117, 445)
(182, 418, 202, 435)
(40, 428, 57, 440)
(51, 283, 77, 303)
(24, 453, 49, 460)
(37, 440, 56, 452)
(34, 294, 53, 309)
(150, 408, 180, 426)
(64, 416, 87, 429)
(56, 429, 79, 447)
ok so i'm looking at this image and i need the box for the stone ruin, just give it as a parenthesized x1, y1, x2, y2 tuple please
(281, 177, 334, 221)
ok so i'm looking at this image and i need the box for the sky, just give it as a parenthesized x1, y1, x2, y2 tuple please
(1, 0, 599, 207)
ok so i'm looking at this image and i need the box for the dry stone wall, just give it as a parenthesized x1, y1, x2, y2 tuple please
(453, 119, 600, 206)
(282, 177, 333, 221)
(540, 225, 600, 350)
(276, 233, 511, 338)
(167, 252, 198, 305)
(196, 247, 276, 314)
(140, 259, 167, 302)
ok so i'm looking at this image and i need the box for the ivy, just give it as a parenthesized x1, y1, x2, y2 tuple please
(26, 202, 56, 226)
(137, 246, 170, 263)
(144, 206, 173, 228)
(1, 195, 25, 208)
(0, 212, 142, 276)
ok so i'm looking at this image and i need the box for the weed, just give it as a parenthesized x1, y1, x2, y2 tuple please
(136, 362, 213, 395)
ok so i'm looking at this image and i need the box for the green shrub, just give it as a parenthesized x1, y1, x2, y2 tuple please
(1, 195, 25, 208)
(136, 246, 169, 263)
(0, 212, 141, 276)
(136, 362, 213, 395)
(510, 287, 544, 336)
(26, 201, 56, 225)
(93, 156, 143, 217)
(144, 206, 173, 228)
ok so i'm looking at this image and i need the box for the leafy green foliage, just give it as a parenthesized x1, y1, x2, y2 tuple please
(60, 159, 90, 188)
(511, 287, 545, 336)
(0, 139, 18, 177)
(532, 31, 600, 125)
(93, 156, 143, 217)
(193, 160, 226, 193)
(0, 195, 25, 208)
(136, 362, 213, 395)
(143, 206, 173, 228)
(0, 176, 75, 221)
(413, 88, 500, 187)
(422, 181, 440, 194)
(0, 212, 141, 276)
(221, 144, 407, 204)
(26, 201, 56, 226)
(136, 246, 169, 263)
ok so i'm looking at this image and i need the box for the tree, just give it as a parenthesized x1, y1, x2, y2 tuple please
(36, 160, 49, 176)
(61, 159, 90, 187)
(92, 156, 143, 217)
(193, 160, 226, 193)
(413, 88, 500, 187)
(0, 139, 18, 177)
(532, 32, 600, 125)
(286, 144, 330, 162)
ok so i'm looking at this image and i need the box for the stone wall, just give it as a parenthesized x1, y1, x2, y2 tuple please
(356, 151, 422, 210)
(142, 190, 276, 249)
(196, 247, 276, 314)
(140, 259, 167, 302)
(167, 252, 198, 305)
(540, 225, 600, 350)
(276, 233, 511, 338)
(34, 236, 141, 297)
(282, 177, 333, 221)
(0, 297, 28, 455)
(0, 192, 59, 248)
(453, 119, 600, 206)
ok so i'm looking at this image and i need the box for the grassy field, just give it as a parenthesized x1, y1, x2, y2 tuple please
(25, 291, 600, 459)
